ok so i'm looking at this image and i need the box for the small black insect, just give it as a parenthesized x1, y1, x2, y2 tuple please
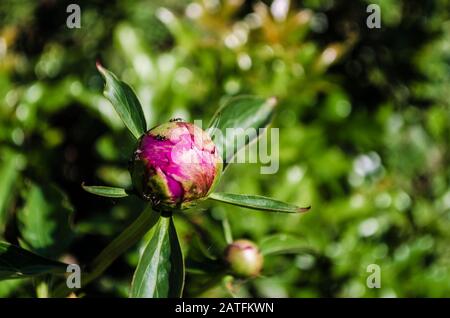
(155, 134, 167, 141)
(143, 193, 161, 206)
(142, 193, 153, 201)
(169, 118, 183, 122)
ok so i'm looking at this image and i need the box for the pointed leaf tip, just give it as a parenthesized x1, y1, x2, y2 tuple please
(95, 64, 147, 139)
(267, 96, 278, 108)
(96, 61, 106, 75)
(209, 192, 310, 214)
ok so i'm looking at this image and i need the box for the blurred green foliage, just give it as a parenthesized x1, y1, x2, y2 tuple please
(0, 0, 449, 297)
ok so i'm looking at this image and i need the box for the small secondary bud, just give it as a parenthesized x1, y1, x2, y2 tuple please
(224, 239, 264, 277)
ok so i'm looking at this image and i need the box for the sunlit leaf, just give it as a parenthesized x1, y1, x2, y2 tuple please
(208, 96, 277, 167)
(130, 217, 184, 298)
(209, 192, 310, 214)
(96, 62, 147, 139)
(82, 184, 129, 198)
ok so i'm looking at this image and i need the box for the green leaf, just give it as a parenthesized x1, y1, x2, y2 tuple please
(0, 151, 21, 237)
(167, 218, 185, 297)
(18, 183, 74, 258)
(0, 241, 67, 280)
(96, 62, 147, 139)
(259, 234, 312, 256)
(0, 278, 25, 297)
(208, 96, 277, 166)
(130, 217, 185, 298)
(82, 184, 129, 198)
(209, 192, 310, 214)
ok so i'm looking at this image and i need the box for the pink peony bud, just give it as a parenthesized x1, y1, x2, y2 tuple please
(129, 121, 222, 210)
(224, 239, 264, 277)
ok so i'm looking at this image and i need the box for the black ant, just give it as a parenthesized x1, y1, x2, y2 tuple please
(155, 134, 167, 141)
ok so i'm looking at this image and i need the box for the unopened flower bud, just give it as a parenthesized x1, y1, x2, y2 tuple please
(224, 239, 264, 277)
(129, 121, 222, 210)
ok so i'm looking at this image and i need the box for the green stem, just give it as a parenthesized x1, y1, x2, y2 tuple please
(222, 216, 233, 245)
(53, 204, 160, 297)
